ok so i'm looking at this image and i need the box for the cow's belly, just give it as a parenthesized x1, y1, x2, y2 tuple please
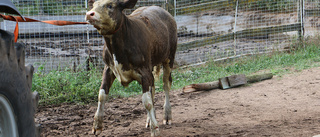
(110, 54, 141, 86)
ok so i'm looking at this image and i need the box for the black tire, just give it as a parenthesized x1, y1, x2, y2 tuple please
(0, 29, 36, 137)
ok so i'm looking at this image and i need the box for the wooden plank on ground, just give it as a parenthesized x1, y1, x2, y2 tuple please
(227, 74, 247, 87)
(182, 73, 273, 93)
(183, 81, 219, 93)
(219, 77, 230, 89)
(247, 73, 273, 83)
(219, 74, 247, 89)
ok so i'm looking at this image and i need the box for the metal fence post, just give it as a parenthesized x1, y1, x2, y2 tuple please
(301, 0, 305, 46)
(174, 0, 176, 17)
(166, 0, 175, 17)
(86, 0, 90, 43)
(0, 16, 3, 30)
(233, 0, 239, 56)
(298, 0, 305, 47)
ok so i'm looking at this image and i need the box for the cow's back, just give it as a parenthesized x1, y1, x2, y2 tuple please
(130, 6, 177, 65)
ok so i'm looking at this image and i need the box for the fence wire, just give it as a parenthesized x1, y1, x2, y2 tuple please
(0, 0, 316, 72)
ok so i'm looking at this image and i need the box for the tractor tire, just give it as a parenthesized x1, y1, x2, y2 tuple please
(0, 29, 36, 137)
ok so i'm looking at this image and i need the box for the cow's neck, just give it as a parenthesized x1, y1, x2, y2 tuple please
(103, 14, 138, 56)
(103, 14, 137, 68)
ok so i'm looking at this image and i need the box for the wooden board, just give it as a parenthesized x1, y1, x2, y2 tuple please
(219, 77, 230, 89)
(247, 73, 273, 83)
(227, 74, 247, 87)
(219, 74, 247, 89)
(183, 81, 219, 93)
(183, 73, 273, 93)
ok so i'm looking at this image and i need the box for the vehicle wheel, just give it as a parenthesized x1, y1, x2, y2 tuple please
(0, 29, 36, 137)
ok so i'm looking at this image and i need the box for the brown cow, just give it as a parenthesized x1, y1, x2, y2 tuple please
(85, 0, 177, 136)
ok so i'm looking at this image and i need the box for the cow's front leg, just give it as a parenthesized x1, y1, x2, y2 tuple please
(146, 85, 156, 128)
(143, 89, 159, 137)
(141, 71, 159, 137)
(92, 89, 107, 135)
(92, 66, 115, 135)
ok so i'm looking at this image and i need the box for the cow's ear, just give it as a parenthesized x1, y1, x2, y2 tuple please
(120, 0, 137, 9)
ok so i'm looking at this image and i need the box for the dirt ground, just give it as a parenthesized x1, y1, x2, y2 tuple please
(36, 67, 320, 137)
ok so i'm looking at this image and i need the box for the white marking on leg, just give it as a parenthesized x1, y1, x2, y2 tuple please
(153, 65, 161, 82)
(146, 113, 150, 128)
(142, 92, 160, 137)
(92, 89, 107, 135)
(97, 89, 107, 117)
(163, 61, 172, 125)
(146, 85, 155, 128)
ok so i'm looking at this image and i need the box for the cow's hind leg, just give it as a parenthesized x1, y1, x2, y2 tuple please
(92, 66, 115, 135)
(153, 64, 161, 81)
(163, 59, 172, 125)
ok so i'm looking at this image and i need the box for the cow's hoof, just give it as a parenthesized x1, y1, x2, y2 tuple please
(163, 119, 172, 125)
(151, 127, 160, 137)
(163, 106, 172, 125)
(92, 128, 102, 135)
(92, 117, 103, 135)
(146, 116, 150, 128)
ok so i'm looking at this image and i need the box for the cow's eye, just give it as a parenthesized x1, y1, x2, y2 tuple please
(106, 5, 112, 9)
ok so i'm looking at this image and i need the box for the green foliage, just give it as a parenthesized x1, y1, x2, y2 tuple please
(17, 1, 40, 15)
(244, 0, 296, 13)
(32, 64, 101, 105)
(16, 0, 85, 16)
(32, 63, 145, 105)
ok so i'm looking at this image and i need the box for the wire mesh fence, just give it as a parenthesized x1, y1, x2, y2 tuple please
(0, 0, 317, 72)
(175, 0, 301, 66)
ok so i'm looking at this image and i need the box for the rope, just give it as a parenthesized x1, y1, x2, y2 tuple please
(0, 14, 88, 42)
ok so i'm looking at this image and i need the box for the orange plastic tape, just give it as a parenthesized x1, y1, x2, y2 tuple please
(0, 14, 88, 42)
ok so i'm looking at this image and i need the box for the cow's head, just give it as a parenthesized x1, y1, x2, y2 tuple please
(85, 0, 137, 35)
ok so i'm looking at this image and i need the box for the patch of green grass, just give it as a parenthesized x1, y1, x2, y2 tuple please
(32, 63, 145, 105)
(33, 37, 320, 106)
(244, 0, 296, 13)
(32, 64, 100, 105)
(16, 0, 85, 16)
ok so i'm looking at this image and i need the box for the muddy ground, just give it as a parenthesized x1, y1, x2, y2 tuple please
(36, 67, 320, 137)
